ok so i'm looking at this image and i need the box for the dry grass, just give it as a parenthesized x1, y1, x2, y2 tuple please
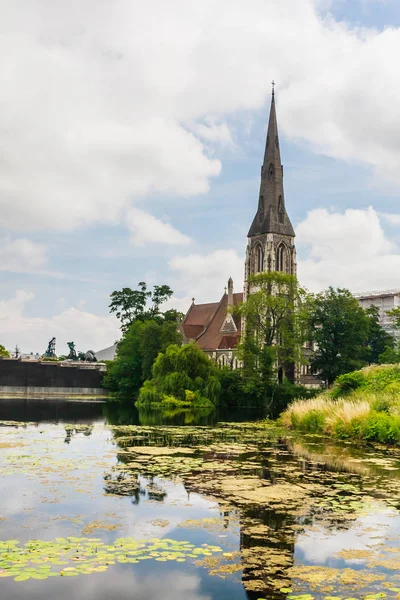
(282, 365, 400, 444)
(282, 396, 371, 433)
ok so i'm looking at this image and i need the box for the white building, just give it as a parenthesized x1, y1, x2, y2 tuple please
(355, 289, 400, 339)
(95, 343, 118, 362)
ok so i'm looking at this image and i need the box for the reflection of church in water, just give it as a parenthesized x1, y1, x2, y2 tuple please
(182, 88, 313, 385)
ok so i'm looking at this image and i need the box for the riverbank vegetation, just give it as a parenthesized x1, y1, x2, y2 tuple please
(282, 364, 400, 444)
(103, 279, 399, 416)
(137, 343, 221, 408)
(0, 345, 10, 357)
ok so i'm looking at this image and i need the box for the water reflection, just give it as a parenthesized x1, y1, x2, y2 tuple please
(3, 402, 400, 600)
(1, 566, 215, 600)
(0, 398, 267, 427)
(0, 397, 104, 424)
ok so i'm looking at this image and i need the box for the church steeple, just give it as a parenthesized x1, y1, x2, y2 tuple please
(248, 87, 295, 238)
(244, 84, 297, 291)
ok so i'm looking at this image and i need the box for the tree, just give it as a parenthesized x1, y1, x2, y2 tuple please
(364, 305, 395, 364)
(137, 343, 220, 407)
(0, 345, 10, 358)
(308, 287, 370, 385)
(378, 343, 400, 365)
(109, 282, 173, 332)
(103, 319, 183, 398)
(387, 306, 400, 329)
(236, 272, 309, 390)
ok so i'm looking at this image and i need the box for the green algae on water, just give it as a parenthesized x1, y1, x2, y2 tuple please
(0, 537, 223, 582)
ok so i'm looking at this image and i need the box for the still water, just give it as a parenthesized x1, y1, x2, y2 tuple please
(2, 399, 400, 600)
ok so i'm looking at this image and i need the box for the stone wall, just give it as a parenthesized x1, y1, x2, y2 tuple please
(0, 359, 106, 396)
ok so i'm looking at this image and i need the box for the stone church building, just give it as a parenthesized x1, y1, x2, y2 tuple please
(182, 88, 317, 384)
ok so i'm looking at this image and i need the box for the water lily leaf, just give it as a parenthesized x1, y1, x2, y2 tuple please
(14, 574, 30, 581)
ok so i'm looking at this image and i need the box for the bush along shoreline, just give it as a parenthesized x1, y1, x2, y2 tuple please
(281, 364, 400, 445)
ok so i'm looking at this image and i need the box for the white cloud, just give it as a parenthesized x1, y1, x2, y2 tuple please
(168, 249, 243, 310)
(0, 238, 48, 273)
(2, 0, 400, 236)
(72, 569, 210, 600)
(0, 291, 119, 354)
(297, 510, 394, 565)
(297, 206, 400, 292)
(379, 212, 400, 226)
(190, 121, 233, 146)
(126, 208, 191, 247)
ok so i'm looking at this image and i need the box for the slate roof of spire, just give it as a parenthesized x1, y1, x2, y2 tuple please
(248, 90, 295, 238)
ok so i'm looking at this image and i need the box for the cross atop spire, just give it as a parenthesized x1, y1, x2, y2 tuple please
(271, 80, 275, 97)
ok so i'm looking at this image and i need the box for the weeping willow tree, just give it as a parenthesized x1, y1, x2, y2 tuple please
(137, 343, 221, 407)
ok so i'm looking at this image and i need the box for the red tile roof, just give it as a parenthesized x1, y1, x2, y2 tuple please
(183, 292, 243, 351)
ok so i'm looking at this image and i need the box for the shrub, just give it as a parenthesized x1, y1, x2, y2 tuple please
(331, 371, 365, 398)
(137, 343, 219, 408)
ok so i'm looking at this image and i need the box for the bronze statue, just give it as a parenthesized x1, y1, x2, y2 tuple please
(44, 337, 56, 358)
(84, 350, 97, 362)
(67, 341, 77, 361)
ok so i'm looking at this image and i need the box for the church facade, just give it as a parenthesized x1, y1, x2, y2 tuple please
(182, 89, 314, 384)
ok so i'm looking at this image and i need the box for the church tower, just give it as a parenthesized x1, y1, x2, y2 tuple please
(244, 86, 297, 299)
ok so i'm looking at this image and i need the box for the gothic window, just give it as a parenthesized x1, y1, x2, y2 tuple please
(276, 243, 287, 272)
(268, 163, 274, 182)
(278, 195, 284, 224)
(256, 245, 264, 273)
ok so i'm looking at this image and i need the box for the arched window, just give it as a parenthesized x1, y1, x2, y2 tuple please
(256, 245, 264, 273)
(276, 243, 286, 272)
(268, 163, 274, 182)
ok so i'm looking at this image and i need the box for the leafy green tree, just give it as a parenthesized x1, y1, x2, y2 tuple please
(109, 282, 174, 332)
(137, 343, 220, 407)
(236, 272, 309, 390)
(387, 306, 400, 329)
(163, 309, 185, 323)
(364, 305, 395, 364)
(379, 343, 400, 365)
(308, 287, 370, 385)
(0, 345, 10, 358)
(103, 320, 183, 398)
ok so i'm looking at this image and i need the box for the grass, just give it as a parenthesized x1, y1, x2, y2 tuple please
(281, 364, 400, 445)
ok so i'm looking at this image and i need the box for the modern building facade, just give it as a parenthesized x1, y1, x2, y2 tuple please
(355, 290, 400, 340)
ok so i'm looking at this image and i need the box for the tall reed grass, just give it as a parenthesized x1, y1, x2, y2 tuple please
(281, 365, 400, 445)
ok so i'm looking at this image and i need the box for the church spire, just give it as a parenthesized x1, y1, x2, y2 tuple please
(248, 86, 295, 238)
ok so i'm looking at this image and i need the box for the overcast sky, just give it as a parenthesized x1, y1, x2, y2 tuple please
(1, 0, 400, 354)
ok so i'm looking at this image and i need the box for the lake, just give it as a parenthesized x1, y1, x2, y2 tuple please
(2, 398, 400, 600)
